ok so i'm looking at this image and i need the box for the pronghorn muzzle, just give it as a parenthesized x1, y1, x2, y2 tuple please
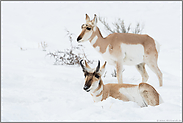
(83, 85, 90, 92)
(77, 28, 86, 42)
(77, 36, 82, 42)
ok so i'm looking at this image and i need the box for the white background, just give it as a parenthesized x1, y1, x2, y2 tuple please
(1, 1, 182, 122)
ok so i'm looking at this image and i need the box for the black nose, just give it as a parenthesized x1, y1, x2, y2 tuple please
(83, 85, 89, 90)
(77, 36, 82, 41)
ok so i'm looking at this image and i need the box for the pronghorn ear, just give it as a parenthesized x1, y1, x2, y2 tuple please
(92, 14, 97, 26)
(99, 61, 107, 76)
(84, 60, 91, 69)
(85, 14, 90, 22)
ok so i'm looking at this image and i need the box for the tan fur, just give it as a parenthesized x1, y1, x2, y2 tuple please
(78, 14, 163, 87)
(139, 83, 160, 106)
(102, 83, 137, 101)
(136, 63, 149, 82)
(87, 74, 161, 107)
(90, 27, 157, 56)
(81, 61, 162, 107)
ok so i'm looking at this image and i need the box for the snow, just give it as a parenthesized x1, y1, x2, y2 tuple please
(1, 1, 182, 122)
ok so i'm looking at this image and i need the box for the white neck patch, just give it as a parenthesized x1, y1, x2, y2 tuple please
(90, 81, 103, 102)
(92, 94, 103, 102)
(90, 35, 98, 45)
(93, 26, 97, 32)
(95, 46, 100, 52)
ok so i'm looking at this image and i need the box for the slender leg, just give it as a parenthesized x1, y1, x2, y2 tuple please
(136, 63, 149, 82)
(146, 61, 163, 87)
(116, 61, 123, 84)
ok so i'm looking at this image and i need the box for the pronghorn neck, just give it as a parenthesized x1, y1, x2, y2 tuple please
(89, 26, 103, 40)
(88, 27, 106, 51)
(90, 80, 105, 102)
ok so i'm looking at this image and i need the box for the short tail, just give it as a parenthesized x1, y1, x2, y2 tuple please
(155, 40, 161, 53)
(159, 95, 164, 104)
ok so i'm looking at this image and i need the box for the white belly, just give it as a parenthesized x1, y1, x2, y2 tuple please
(121, 43, 144, 65)
(100, 44, 144, 66)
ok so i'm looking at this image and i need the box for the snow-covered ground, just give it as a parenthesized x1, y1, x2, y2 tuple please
(1, 1, 182, 122)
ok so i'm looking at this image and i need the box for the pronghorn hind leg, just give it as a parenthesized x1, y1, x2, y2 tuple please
(136, 63, 149, 82)
(146, 60, 163, 87)
(116, 61, 123, 84)
(139, 83, 160, 106)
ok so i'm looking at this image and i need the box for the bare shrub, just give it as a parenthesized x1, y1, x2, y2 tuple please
(98, 16, 144, 34)
(47, 30, 94, 66)
(40, 41, 48, 51)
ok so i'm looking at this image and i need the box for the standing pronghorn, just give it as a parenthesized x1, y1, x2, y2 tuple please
(80, 60, 163, 107)
(77, 14, 163, 86)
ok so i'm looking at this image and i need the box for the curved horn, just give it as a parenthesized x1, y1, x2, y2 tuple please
(95, 60, 100, 73)
(80, 60, 86, 72)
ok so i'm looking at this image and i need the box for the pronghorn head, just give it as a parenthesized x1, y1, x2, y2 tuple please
(80, 60, 106, 92)
(77, 14, 97, 43)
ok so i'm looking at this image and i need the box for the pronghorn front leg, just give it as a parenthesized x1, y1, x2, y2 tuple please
(116, 60, 123, 84)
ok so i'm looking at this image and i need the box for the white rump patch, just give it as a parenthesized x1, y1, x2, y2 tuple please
(154, 40, 160, 53)
(159, 95, 164, 104)
(119, 86, 147, 107)
(90, 35, 98, 45)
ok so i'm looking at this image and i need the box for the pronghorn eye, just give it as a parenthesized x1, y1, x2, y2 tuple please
(95, 74, 100, 79)
(86, 27, 91, 30)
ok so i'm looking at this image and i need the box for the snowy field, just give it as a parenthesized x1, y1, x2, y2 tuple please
(1, 1, 182, 122)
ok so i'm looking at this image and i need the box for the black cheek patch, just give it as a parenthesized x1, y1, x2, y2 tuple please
(84, 72, 89, 77)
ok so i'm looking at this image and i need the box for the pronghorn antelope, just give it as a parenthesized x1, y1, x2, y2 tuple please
(80, 60, 163, 107)
(77, 14, 163, 86)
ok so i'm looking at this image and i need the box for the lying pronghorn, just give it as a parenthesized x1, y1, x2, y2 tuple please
(80, 60, 163, 107)
(77, 14, 163, 86)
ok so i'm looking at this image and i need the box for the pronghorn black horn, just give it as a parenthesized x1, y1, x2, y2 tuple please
(95, 60, 100, 73)
(80, 60, 86, 72)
